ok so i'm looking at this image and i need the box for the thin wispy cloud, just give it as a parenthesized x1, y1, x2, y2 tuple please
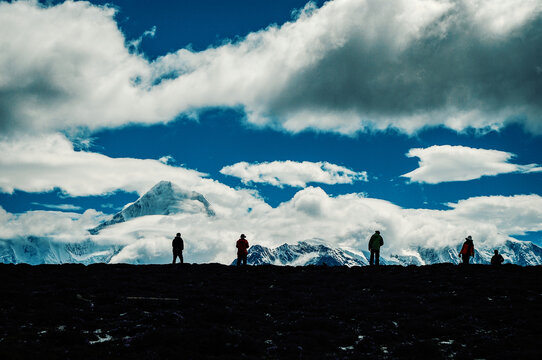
(401, 145, 541, 184)
(31, 203, 83, 211)
(220, 161, 367, 187)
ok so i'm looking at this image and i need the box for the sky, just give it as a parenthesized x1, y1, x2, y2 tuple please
(1, 0, 542, 263)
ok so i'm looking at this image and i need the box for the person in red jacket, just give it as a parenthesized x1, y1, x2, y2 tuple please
(236, 234, 250, 266)
(459, 235, 475, 265)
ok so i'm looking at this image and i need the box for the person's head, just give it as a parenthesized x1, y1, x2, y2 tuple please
(494, 249, 499, 255)
(176, 233, 181, 237)
(240, 234, 246, 239)
(375, 230, 380, 234)
(466, 235, 473, 242)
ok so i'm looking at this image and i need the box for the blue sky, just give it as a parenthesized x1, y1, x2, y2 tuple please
(1, 0, 542, 262)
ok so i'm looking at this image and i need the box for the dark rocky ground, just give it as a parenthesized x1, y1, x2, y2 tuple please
(0, 263, 541, 359)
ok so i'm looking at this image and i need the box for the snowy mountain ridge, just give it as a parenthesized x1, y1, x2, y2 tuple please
(235, 239, 542, 266)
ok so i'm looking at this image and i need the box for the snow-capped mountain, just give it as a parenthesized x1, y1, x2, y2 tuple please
(390, 239, 542, 266)
(234, 239, 542, 266)
(0, 236, 122, 265)
(236, 241, 369, 266)
(89, 181, 215, 234)
(232, 240, 399, 266)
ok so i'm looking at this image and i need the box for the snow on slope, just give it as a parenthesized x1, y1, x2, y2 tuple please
(0, 236, 122, 265)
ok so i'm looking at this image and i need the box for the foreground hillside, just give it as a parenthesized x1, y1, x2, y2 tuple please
(1, 264, 540, 359)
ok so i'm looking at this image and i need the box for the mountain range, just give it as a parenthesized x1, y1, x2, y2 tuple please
(232, 239, 542, 266)
(2, 180, 542, 266)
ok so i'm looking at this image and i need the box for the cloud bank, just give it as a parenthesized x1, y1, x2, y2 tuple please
(220, 161, 367, 187)
(2, 189, 541, 264)
(402, 145, 541, 183)
(1, 0, 542, 136)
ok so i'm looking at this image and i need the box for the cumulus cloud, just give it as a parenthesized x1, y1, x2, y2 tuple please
(220, 160, 367, 187)
(0, 133, 206, 196)
(445, 195, 542, 236)
(1, 0, 542, 136)
(402, 145, 541, 183)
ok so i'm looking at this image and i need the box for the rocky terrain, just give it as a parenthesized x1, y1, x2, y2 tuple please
(1, 263, 540, 359)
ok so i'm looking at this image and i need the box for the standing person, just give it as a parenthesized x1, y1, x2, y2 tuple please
(172, 232, 184, 264)
(368, 231, 384, 266)
(236, 234, 250, 266)
(491, 250, 504, 265)
(459, 235, 475, 265)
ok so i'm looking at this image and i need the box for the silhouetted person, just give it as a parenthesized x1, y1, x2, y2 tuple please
(491, 250, 504, 265)
(368, 231, 384, 266)
(236, 234, 249, 266)
(459, 235, 475, 265)
(172, 232, 184, 264)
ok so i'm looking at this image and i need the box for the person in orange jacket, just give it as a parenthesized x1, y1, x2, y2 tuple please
(459, 235, 475, 265)
(236, 234, 250, 266)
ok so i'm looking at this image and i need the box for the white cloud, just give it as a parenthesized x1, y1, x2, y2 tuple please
(465, 0, 541, 35)
(220, 160, 367, 187)
(0, 133, 206, 196)
(402, 145, 541, 183)
(1, 0, 542, 136)
(445, 194, 542, 236)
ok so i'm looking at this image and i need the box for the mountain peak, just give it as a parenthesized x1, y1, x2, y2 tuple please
(89, 181, 215, 234)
